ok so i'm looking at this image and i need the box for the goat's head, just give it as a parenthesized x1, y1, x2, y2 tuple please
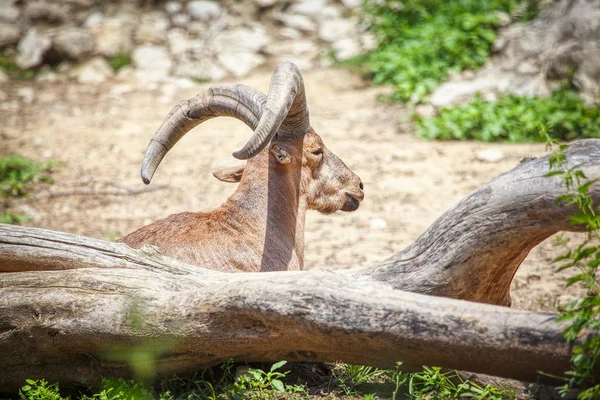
(141, 62, 363, 214)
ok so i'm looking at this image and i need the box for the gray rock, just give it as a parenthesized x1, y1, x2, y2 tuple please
(212, 27, 271, 53)
(165, 1, 183, 14)
(0, 22, 20, 48)
(53, 28, 95, 61)
(24, 1, 69, 23)
(84, 11, 104, 28)
(218, 51, 265, 78)
(174, 57, 227, 81)
(275, 13, 316, 32)
(167, 29, 205, 59)
(90, 15, 136, 57)
(289, 0, 327, 16)
(476, 149, 505, 163)
(172, 13, 191, 27)
(17, 87, 35, 103)
(332, 37, 362, 61)
(74, 57, 114, 84)
(134, 11, 170, 45)
(0, 1, 19, 23)
(319, 18, 355, 42)
(16, 28, 52, 69)
(187, 1, 222, 21)
(132, 45, 173, 81)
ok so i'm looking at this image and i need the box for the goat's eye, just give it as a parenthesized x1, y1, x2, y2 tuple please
(311, 149, 323, 156)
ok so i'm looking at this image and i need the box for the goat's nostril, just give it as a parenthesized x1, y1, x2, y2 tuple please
(359, 181, 364, 190)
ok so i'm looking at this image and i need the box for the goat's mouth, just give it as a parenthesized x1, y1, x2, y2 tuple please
(342, 193, 361, 212)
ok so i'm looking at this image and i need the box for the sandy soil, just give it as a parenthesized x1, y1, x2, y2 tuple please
(0, 66, 586, 312)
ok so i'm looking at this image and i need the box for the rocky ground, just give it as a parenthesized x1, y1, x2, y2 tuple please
(0, 63, 586, 313)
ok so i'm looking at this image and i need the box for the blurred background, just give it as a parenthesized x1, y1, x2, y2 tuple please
(1, 0, 599, 313)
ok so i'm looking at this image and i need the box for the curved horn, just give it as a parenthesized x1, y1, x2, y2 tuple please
(232, 62, 311, 160)
(141, 84, 266, 185)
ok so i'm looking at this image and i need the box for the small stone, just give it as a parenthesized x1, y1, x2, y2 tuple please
(16, 28, 52, 69)
(172, 13, 191, 27)
(370, 218, 387, 230)
(174, 58, 227, 81)
(319, 19, 355, 42)
(332, 37, 362, 61)
(53, 28, 95, 61)
(90, 14, 136, 57)
(280, 27, 302, 40)
(37, 70, 59, 83)
(0, 22, 20, 48)
(134, 11, 170, 45)
(275, 13, 316, 32)
(218, 51, 265, 78)
(213, 27, 271, 53)
(32, 137, 44, 147)
(0, 68, 8, 82)
(187, 1, 222, 21)
(74, 57, 114, 84)
(289, 0, 327, 16)
(476, 149, 505, 163)
(165, 1, 183, 14)
(24, 1, 69, 23)
(132, 45, 173, 82)
(84, 11, 104, 28)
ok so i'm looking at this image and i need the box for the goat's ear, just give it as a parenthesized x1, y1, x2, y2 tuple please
(270, 144, 292, 165)
(213, 165, 245, 183)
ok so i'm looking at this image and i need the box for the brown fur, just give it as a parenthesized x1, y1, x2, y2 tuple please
(119, 130, 363, 272)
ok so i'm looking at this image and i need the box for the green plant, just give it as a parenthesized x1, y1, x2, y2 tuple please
(20, 379, 67, 400)
(0, 155, 53, 198)
(1, 211, 31, 224)
(234, 361, 289, 393)
(543, 131, 600, 399)
(0, 55, 41, 80)
(108, 54, 131, 72)
(351, 0, 539, 102)
(405, 366, 514, 399)
(418, 91, 600, 142)
(0, 155, 53, 225)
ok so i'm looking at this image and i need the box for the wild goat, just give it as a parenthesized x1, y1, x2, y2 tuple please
(119, 62, 364, 272)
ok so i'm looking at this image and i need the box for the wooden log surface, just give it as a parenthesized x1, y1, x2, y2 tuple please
(2, 139, 600, 391)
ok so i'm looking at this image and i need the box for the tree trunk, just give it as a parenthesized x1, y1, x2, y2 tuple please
(2, 139, 600, 391)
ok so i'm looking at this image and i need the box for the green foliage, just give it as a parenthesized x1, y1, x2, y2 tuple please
(108, 54, 132, 72)
(331, 363, 514, 399)
(0, 155, 53, 198)
(543, 131, 600, 399)
(0, 55, 40, 80)
(355, 0, 539, 102)
(418, 91, 600, 142)
(20, 379, 67, 400)
(404, 366, 514, 399)
(0, 211, 31, 224)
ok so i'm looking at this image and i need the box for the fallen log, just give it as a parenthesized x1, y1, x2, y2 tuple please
(2, 139, 600, 391)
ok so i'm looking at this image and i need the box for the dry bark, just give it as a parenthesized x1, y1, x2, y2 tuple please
(2, 139, 600, 391)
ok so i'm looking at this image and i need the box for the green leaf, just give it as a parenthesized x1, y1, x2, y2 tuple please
(270, 360, 287, 372)
(271, 379, 285, 392)
(21, 385, 31, 392)
(26, 379, 36, 385)
(545, 170, 565, 177)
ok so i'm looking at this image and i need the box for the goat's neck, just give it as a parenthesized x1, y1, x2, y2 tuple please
(224, 149, 307, 271)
